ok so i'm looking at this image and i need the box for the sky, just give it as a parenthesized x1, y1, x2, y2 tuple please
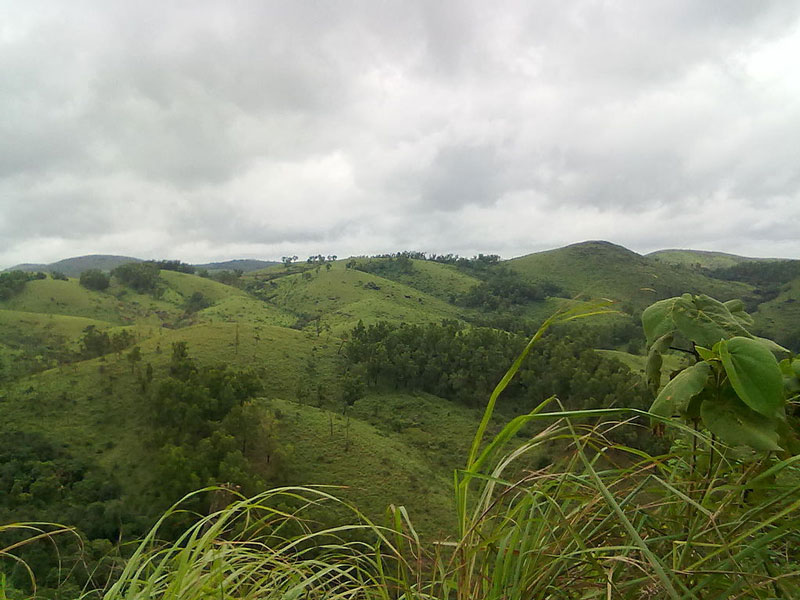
(2, 1, 800, 268)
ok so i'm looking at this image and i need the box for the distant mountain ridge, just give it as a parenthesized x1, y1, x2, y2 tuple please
(647, 249, 781, 269)
(5, 255, 277, 277)
(5, 243, 795, 280)
(7, 255, 143, 277)
(193, 259, 278, 272)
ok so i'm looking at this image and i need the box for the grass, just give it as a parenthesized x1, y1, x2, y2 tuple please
(255, 262, 469, 335)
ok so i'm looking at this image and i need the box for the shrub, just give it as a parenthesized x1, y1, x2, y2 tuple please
(79, 269, 110, 291)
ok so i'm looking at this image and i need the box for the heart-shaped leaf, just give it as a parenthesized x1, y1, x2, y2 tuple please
(672, 295, 751, 347)
(700, 391, 782, 452)
(642, 297, 680, 346)
(718, 337, 784, 419)
(650, 361, 711, 418)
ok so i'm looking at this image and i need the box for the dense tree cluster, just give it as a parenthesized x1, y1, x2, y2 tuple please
(80, 326, 136, 359)
(346, 321, 646, 408)
(149, 260, 196, 274)
(146, 343, 277, 506)
(0, 270, 45, 300)
(79, 268, 111, 291)
(344, 320, 658, 450)
(455, 268, 562, 310)
(352, 254, 416, 278)
(183, 291, 211, 313)
(0, 432, 141, 596)
(111, 262, 161, 293)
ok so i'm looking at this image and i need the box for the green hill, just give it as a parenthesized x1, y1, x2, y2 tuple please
(507, 241, 751, 310)
(194, 259, 278, 272)
(647, 248, 779, 269)
(245, 261, 470, 335)
(7, 254, 143, 277)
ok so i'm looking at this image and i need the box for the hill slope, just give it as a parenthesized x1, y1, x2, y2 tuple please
(507, 241, 751, 310)
(647, 249, 780, 269)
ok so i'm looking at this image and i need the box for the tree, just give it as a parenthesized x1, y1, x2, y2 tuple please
(127, 346, 142, 374)
(81, 326, 111, 358)
(79, 269, 110, 291)
(111, 262, 160, 293)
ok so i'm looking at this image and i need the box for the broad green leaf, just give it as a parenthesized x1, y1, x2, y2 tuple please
(700, 392, 782, 452)
(642, 297, 680, 346)
(754, 336, 790, 357)
(718, 337, 784, 419)
(645, 333, 673, 393)
(672, 294, 751, 347)
(650, 361, 711, 418)
(724, 299, 755, 327)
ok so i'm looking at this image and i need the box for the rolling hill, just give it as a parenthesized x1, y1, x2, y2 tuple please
(647, 248, 780, 269)
(506, 241, 752, 310)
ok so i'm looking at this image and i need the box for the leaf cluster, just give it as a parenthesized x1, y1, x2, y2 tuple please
(644, 294, 798, 453)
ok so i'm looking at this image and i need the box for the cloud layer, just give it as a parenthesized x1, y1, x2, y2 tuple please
(2, 1, 800, 267)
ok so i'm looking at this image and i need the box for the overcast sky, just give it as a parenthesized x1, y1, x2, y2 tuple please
(2, 1, 800, 268)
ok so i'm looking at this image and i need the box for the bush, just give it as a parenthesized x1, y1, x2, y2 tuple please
(111, 262, 160, 293)
(79, 269, 110, 291)
(0, 270, 36, 299)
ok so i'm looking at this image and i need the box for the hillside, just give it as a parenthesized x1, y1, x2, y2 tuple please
(243, 261, 471, 334)
(647, 248, 780, 269)
(507, 241, 752, 310)
(194, 259, 278, 272)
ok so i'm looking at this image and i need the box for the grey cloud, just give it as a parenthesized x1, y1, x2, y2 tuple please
(1, 0, 800, 267)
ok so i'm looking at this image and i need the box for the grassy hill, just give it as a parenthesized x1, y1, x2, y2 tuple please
(647, 248, 779, 269)
(7, 254, 143, 277)
(194, 259, 278, 272)
(507, 241, 751, 310)
(246, 261, 470, 335)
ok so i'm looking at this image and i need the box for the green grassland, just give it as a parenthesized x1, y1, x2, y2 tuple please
(0, 278, 181, 325)
(345, 257, 484, 301)
(647, 248, 777, 269)
(254, 261, 470, 334)
(507, 241, 751, 310)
